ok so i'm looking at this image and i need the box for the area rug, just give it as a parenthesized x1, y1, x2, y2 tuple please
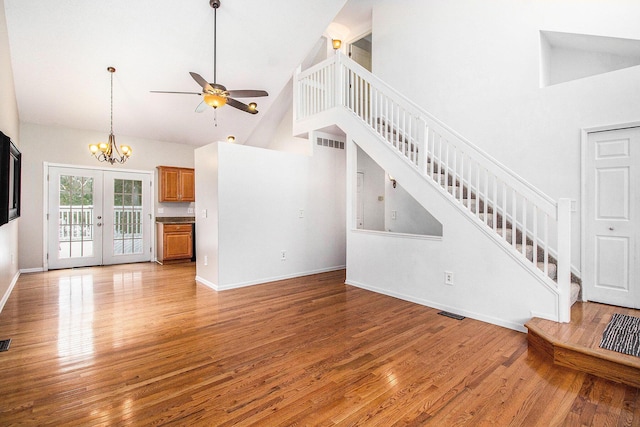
(599, 313, 640, 358)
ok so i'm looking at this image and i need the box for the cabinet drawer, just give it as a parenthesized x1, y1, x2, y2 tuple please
(164, 224, 192, 232)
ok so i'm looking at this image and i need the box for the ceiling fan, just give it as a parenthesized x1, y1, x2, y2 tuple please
(151, 0, 268, 115)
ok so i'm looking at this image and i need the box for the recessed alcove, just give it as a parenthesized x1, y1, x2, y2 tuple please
(540, 30, 640, 87)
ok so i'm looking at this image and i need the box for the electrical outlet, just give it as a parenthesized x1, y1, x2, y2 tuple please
(299, 209, 304, 218)
(281, 250, 287, 261)
(202, 209, 207, 218)
(444, 271, 454, 285)
(204, 255, 208, 266)
(187, 208, 194, 214)
(157, 208, 164, 214)
(391, 210, 397, 220)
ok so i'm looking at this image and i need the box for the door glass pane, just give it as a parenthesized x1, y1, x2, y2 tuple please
(113, 179, 143, 255)
(58, 175, 94, 259)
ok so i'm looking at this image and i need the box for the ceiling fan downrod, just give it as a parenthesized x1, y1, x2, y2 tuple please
(210, 0, 220, 84)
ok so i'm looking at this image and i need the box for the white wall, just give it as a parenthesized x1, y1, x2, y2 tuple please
(0, 0, 20, 311)
(385, 180, 442, 236)
(18, 122, 196, 270)
(195, 138, 346, 290)
(342, 112, 560, 331)
(372, 0, 640, 271)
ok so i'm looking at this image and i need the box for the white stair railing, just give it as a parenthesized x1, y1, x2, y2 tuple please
(295, 52, 572, 322)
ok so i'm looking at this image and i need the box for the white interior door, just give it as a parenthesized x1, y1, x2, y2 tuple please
(356, 172, 364, 229)
(584, 127, 639, 308)
(47, 166, 152, 270)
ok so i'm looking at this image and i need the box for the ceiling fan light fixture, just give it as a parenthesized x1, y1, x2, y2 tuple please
(204, 93, 227, 108)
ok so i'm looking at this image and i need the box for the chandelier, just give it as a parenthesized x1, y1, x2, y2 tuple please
(89, 66, 131, 164)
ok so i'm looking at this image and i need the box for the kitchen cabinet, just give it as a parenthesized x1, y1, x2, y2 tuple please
(157, 166, 195, 202)
(156, 222, 193, 264)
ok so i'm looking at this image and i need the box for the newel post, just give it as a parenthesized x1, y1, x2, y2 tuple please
(557, 198, 572, 323)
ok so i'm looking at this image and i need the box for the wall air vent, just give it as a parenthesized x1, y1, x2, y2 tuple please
(317, 137, 345, 150)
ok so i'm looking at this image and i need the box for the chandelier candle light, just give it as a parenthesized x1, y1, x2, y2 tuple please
(89, 66, 132, 164)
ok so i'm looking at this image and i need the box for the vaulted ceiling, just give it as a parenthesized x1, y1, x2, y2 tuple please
(4, 0, 371, 146)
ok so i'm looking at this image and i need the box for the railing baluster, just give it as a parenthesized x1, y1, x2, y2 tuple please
(459, 152, 464, 204)
(533, 206, 538, 266)
(511, 189, 517, 247)
(522, 197, 527, 258)
(476, 164, 480, 219)
(543, 213, 549, 277)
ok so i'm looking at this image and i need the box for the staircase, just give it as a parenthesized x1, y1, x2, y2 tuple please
(294, 52, 578, 323)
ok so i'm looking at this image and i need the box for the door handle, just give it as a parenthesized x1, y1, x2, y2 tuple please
(609, 227, 614, 231)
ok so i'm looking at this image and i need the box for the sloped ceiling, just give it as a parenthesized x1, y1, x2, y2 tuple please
(4, 0, 350, 146)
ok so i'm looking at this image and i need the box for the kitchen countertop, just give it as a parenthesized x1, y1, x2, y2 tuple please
(156, 217, 196, 224)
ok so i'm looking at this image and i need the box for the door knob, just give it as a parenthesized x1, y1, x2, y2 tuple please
(609, 227, 614, 231)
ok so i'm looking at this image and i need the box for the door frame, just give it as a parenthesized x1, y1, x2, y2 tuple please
(580, 121, 640, 302)
(43, 162, 155, 271)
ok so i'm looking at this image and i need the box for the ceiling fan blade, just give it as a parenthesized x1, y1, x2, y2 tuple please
(226, 97, 258, 114)
(150, 90, 202, 95)
(227, 90, 269, 98)
(195, 100, 208, 113)
(189, 72, 214, 93)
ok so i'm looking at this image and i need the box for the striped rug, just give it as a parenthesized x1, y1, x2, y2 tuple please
(599, 313, 640, 358)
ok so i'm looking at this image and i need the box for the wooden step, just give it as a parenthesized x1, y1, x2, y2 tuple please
(526, 302, 640, 389)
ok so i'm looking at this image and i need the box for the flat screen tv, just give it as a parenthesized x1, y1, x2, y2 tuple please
(0, 131, 21, 226)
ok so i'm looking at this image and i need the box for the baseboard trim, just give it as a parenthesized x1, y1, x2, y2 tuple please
(345, 278, 527, 333)
(20, 267, 44, 274)
(198, 266, 346, 292)
(0, 270, 20, 313)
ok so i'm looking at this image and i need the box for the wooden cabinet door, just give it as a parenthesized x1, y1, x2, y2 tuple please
(158, 166, 195, 202)
(162, 224, 193, 260)
(158, 167, 180, 202)
(164, 232, 192, 259)
(180, 169, 195, 202)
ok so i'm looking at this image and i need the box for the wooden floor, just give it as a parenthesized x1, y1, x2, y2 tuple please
(526, 302, 640, 388)
(0, 263, 639, 426)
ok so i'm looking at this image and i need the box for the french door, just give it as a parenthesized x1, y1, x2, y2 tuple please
(47, 166, 152, 270)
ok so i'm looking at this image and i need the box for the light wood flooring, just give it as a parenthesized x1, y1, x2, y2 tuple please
(527, 302, 640, 388)
(0, 263, 638, 426)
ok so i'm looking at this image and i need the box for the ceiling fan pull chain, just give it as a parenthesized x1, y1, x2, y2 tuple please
(214, 109, 218, 127)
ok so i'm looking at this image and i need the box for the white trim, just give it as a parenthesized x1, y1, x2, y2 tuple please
(346, 279, 529, 333)
(350, 228, 442, 241)
(195, 275, 217, 291)
(0, 270, 20, 313)
(20, 267, 44, 274)
(580, 121, 640, 302)
(199, 266, 346, 292)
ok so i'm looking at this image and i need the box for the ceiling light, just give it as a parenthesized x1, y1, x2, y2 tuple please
(248, 102, 257, 111)
(89, 67, 131, 164)
(204, 93, 227, 108)
(227, 135, 236, 143)
(332, 39, 342, 50)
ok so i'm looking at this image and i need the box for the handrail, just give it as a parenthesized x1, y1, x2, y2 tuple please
(337, 54, 557, 218)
